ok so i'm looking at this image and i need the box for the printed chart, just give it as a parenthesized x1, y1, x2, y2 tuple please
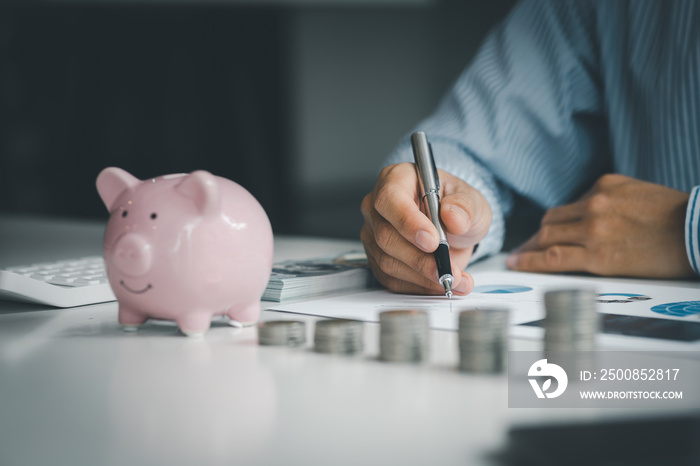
(472, 284, 532, 294)
(651, 301, 700, 317)
(597, 293, 652, 304)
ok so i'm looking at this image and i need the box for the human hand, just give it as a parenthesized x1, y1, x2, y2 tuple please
(506, 174, 694, 278)
(360, 163, 492, 295)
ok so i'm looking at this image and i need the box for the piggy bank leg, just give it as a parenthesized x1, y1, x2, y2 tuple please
(176, 311, 212, 338)
(228, 303, 260, 328)
(119, 305, 148, 332)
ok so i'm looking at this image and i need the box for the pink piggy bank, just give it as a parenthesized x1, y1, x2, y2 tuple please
(96, 167, 274, 337)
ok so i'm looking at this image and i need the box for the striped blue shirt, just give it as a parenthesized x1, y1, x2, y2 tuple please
(386, 0, 700, 275)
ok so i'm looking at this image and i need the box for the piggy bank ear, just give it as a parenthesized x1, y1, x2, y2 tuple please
(96, 167, 140, 212)
(176, 170, 221, 216)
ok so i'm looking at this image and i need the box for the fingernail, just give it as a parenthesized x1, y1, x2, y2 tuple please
(449, 205, 470, 226)
(506, 254, 518, 268)
(415, 230, 434, 251)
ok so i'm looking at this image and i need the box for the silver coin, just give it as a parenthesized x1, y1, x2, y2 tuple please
(458, 308, 509, 324)
(543, 289, 600, 351)
(314, 319, 364, 354)
(378, 310, 429, 363)
(458, 309, 509, 334)
(379, 309, 429, 325)
(458, 308, 509, 374)
(545, 291, 597, 312)
(544, 327, 599, 339)
(257, 320, 307, 347)
(458, 349, 506, 373)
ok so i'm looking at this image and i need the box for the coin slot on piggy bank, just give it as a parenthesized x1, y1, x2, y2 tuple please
(96, 167, 274, 337)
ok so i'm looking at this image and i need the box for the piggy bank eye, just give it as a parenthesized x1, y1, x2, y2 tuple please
(122, 210, 128, 218)
(150, 213, 157, 220)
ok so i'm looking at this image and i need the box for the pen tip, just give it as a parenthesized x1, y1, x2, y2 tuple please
(440, 274, 453, 299)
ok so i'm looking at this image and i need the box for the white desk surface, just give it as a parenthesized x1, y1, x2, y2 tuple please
(0, 215, 698, 466)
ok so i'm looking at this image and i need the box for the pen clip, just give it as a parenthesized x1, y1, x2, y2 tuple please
(429, 143, 439, 193)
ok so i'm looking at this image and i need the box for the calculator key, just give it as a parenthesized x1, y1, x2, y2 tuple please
(48, 277, 78, 285)
(73, 278, 102, 286)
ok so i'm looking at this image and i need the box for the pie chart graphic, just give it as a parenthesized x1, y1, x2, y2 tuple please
(473, 284, 532, 294)
(597, 293, 651, 304)
(651, 301, 700, 317)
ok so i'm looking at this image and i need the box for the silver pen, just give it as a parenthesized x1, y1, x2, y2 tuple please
(411, 131, 454, 298)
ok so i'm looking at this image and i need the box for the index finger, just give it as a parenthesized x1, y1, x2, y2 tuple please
(373, 163, 440, 253)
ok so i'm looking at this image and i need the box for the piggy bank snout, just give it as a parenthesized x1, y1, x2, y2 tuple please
(112, 234, 153, 277)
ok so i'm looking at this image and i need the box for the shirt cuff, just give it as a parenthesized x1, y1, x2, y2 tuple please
(685, 186, 700, 276)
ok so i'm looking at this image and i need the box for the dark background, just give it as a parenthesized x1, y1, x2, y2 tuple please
(0, 0, 517, 239)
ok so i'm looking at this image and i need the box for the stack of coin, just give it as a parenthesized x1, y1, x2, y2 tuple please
(314, 319, 364, 355)
(544, 289, 600, 352)
(378, 310, 429, 363)
(458, 308, 509, 373)
(257, 320, 306, 347)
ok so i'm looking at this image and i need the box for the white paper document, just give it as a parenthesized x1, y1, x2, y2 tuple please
(272, 271, 700, 346)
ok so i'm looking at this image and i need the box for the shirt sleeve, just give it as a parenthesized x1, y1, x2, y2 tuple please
(385, 0, 606, 263)
(685, 186, 700, 276)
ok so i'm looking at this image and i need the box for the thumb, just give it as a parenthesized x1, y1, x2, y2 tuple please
(439, 173, 491, 247)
